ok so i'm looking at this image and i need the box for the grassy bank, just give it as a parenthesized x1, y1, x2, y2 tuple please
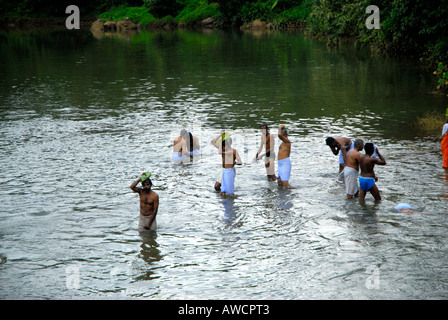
(98, 2, 221, 28)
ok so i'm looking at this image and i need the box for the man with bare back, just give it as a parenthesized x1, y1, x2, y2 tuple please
(211, 131, 242, 197)
(343, 138, 364, 199)
(359, 142, 386, 201)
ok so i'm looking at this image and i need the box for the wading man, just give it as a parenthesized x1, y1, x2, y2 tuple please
(277, 125, 293, 188)
(130, 172, 159, 231)
(343, 138, 364, 199)
(211, 131, 242, 197)
(254, 123, 276, 181)
(359, 143, 386, 201)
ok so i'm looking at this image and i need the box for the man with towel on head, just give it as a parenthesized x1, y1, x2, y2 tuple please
(211, 131, 242, 197)
(130, 172, 159, 231)
(277, 125, 293, 188)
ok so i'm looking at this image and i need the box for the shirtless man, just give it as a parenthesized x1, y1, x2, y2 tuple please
(211, 131, 242, 197)
(130, 173, 159, 231)
(326, 136, 354, 173)
(254, 124, 276, 181)
(181, 129, 200, 160)
(277, 125, 292, 188)
(359, 143, 386, 201)
(172, 130, 189, 163)
(343, 138, 364, 199)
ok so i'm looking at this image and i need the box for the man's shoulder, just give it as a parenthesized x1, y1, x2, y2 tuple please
(151, 190, 159, 197)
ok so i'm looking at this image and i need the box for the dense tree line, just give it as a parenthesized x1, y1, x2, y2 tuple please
(2, 0, 447, 69)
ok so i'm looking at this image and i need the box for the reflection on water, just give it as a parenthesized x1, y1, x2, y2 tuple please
(135, 231, 162, 281)
(0, 29, 447, 299)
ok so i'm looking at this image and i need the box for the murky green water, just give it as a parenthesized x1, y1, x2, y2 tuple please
(0, 28, 447, 299)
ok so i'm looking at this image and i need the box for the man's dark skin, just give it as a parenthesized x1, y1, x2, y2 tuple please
(326, 136, 353, 173)
(130, 174, 159, 230)
(359, 144, 386, 201)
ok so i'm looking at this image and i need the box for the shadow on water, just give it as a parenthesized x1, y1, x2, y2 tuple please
(133, 231, 162, 281)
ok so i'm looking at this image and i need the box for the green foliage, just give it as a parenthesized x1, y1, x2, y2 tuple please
(307, 0, 366, 39)
(216, 0, 246, 24)
(278, 0, 313, 22)
(239, 1, 276, 22)
(175, 0, 220, 25)
(143, 0, 182, 18)
(434, 62, 448, 91)
(99, 5, 155, 26)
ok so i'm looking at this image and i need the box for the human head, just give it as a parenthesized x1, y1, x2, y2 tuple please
(180, 129, 188, 138)
(281, 128, 288, 136)
(354, 138, 364, 151)
(222, 137, 232, 148)
(364, 142, 374, 155)
(259, 123, 269, 133)
(326, 137, 336, 146)
(142, 177, 152, 189)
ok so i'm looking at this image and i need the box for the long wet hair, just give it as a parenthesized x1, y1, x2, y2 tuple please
(180, 129, 194, 151)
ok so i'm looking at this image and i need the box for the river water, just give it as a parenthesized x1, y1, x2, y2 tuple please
(0, 28, 447, 300)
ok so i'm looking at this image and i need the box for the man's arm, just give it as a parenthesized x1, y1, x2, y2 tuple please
(130, 176, 142, 193)
(234, 149, 243, 165)
(330, 144, 340, 155)
(194, 136, 200, 150)
(374, 148, 386, 165)
(145, 194, 159, 229)
(278, 125, 290, 144)
(211, 132, 223, 149)
(254, 134, 265, 160)
(180, 139, 189, 157)
(211, 132, 226, 154)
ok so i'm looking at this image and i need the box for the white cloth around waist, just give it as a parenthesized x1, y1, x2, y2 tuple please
(277, 157, 291, 181)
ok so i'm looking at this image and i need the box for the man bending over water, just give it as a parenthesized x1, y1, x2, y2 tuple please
(359, 143, 386, 201)
(326, 136, 354, 173)
(130, 172, 159, 231)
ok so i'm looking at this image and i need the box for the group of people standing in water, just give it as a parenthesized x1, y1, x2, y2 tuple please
(325, 136, 386, 201)
(128, 123, 292, 231)
(172, 124, 293, 196)
(131, 118, 448, 231)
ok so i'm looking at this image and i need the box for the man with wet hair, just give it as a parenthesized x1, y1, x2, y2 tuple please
(326, 136, 354, 173)
(180, 129, 200, 160)
(359, 143, 386, 201)
(344, 138, 364, 199)
(130, 172, 159, 231)
(254, 123, 276, 181)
